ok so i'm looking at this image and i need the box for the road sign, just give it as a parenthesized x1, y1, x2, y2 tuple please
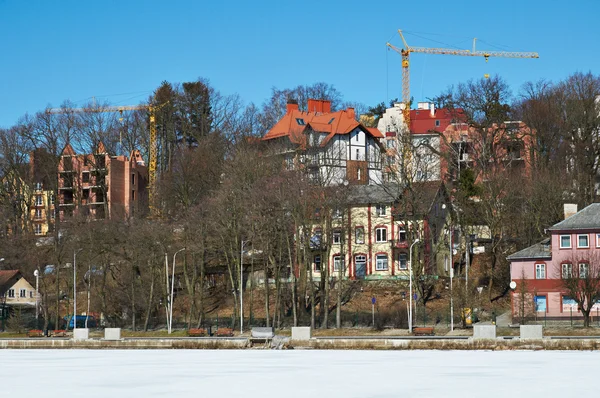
(371, 297, 376, 305)
(414, 293, 417, 300)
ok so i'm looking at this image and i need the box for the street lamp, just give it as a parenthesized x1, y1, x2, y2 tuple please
(409, 238, 420, 333)
(33, 269, 39, 328)
(73, 249, 83, 332)
(240, 240, 249, 334)
(169, 248, 186, 334)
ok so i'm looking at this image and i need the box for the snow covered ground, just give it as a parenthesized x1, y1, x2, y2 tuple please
(2, 349, 597, 397)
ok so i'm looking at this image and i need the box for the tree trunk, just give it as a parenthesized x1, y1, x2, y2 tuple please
(143, 261, 155, 332)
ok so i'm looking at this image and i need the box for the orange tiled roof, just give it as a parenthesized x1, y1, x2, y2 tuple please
(263, 103, 383, 147)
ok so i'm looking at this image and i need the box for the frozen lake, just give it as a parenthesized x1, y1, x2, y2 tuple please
(2, 349, 597, 397)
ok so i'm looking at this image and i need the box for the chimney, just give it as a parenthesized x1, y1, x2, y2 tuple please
(564, 203, 578, 220)
(322, 100, 331, 113)
(430, 103, 435, 117)
(347, 107, 355, 120)
(286, 99, 299, 113)
(307, 99, 332, 114)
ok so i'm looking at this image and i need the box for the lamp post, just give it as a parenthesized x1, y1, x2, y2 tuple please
(169, 248, 186, 334)
(240, 240, 248, 334)
(449, 227, 454, 332)
(73, 248, 83, 332)
(409, 238, 420, 333)
(34, 269, 39, 328)
(164, 253, 170, 332)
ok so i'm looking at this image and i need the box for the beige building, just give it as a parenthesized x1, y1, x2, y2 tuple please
(308, 182, 451, 281)
(0, 270, 37, 308)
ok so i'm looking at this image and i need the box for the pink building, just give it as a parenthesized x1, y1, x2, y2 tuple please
(508, 204, 600, 321)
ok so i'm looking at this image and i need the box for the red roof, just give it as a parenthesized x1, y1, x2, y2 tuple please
(263, 101, 383, 147)
(0, 270, 20, 294)
(410, 108, 466, 135)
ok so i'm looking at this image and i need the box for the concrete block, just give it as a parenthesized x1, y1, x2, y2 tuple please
(291, 327, 311, 341)
(473, 325, 496, 339)
(104, 328, 121, 341)
(251, 327, 274, 339)
(73, 328, 89, 341)
(520, 325, 543, 340)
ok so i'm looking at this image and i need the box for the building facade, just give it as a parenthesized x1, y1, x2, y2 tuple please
(262, 99, 385, 186)
(508, 204, 600, 320)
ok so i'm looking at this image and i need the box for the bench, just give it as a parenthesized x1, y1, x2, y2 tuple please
(188, 328, 208, 337)
(413, 327, 435, 336)
(215, 328, 234, 337)
(27, 329, 44, 338)
(50, 330, 67, 337)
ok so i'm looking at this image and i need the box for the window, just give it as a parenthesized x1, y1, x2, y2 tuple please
(597, 234, 600, 247)
(8, 289, 14, 298)
(310, 229, 322, 249)
(562, 263, 573, 279)
(397, 253, 408, 270)
(560, 235, 571, 248)
(355, 148, 360, 159)
(357, 168, 361, 181)
(535, 295, 547, 312)
(332, 230, 341, 245)
(535, 263, 546, 279)
(35, 182, 42, 190)
(35, 209, 43, 220)
(328, 117, 335, 124)
(295, 118, 305, 126)
(82, 172, 90, 183)
(35, 195, 43, 206)
(50, 195, 55, 205)
(30, 291, 34, 298)
(131, 190, 135, 201)
(34, 224, 42, 235)
(131, 174, 135, 185)
(562, 296, 578, 312)
(375, 254, 388, 271)
(333, 256, 344, 272)
(50, 209, 55, 219)
(20, 289, 26, 298)
(579, 263, 589, 279)
(398, 226, 407, 242)
(435, 120, 440, 127)
(314, 255, 321, 272)
(376, 227, 387, 243)
(355, 227, 365, 244)
(376, 205, 386, 216)
(386, 139, 396, 149)
(332, 208, 342, 219)
(578, 234, 589, 248)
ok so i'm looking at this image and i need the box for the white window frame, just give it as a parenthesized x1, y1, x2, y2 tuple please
(332, 230, 341, 245)
(376, 205, 386, 216)
(30, 291, 34, 298)
(535, 263, 546, 279)
(375, 227, 387, 243)
(355, 227, 365, 244)
(397, 253, 408, 270)
(35, 195, 43, 206)
(333, 256, 344, 272)
(19, 289, 26, 298)
(597, 233, 600, 248)
(577, 234, 589, 248)
(398, 226, 407, 242)
(35, 209, 43, 219)
(34, 224, 42, 235)
(579, 263, 589, 279)
(560, 235, 571, 249)
(375, 254, 388, 271)
(562, 263, 573, 279)
(8, 289, 14, 298)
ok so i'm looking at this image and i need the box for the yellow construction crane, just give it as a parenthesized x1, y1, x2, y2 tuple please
(386, 29, 539, 129)
(47, 102, 168, 215)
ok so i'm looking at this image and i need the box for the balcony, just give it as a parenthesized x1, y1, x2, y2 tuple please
(391, 239, 409, 249)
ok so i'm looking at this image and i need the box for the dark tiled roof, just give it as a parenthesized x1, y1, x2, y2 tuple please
(549, 203, 600, 231)
(347, 184, 400, 205)
(0, 270, 20, 295)
(507, 238, 551, 260)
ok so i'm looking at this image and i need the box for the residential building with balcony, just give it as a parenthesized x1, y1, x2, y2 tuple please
(307, 182, 451, 281)
(262, 99, 385, 186)
(56, 142, 148, 222)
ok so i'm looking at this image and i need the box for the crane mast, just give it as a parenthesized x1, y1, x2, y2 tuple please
(386, 29, 539, 129)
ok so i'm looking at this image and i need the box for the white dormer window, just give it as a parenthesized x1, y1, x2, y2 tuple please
(560, 235, 571, 249)
(376, 205, 386, 216)
(578, 234, 589, 248)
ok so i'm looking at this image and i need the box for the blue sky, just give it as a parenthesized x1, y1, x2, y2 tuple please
(1, 0, 598, 128)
